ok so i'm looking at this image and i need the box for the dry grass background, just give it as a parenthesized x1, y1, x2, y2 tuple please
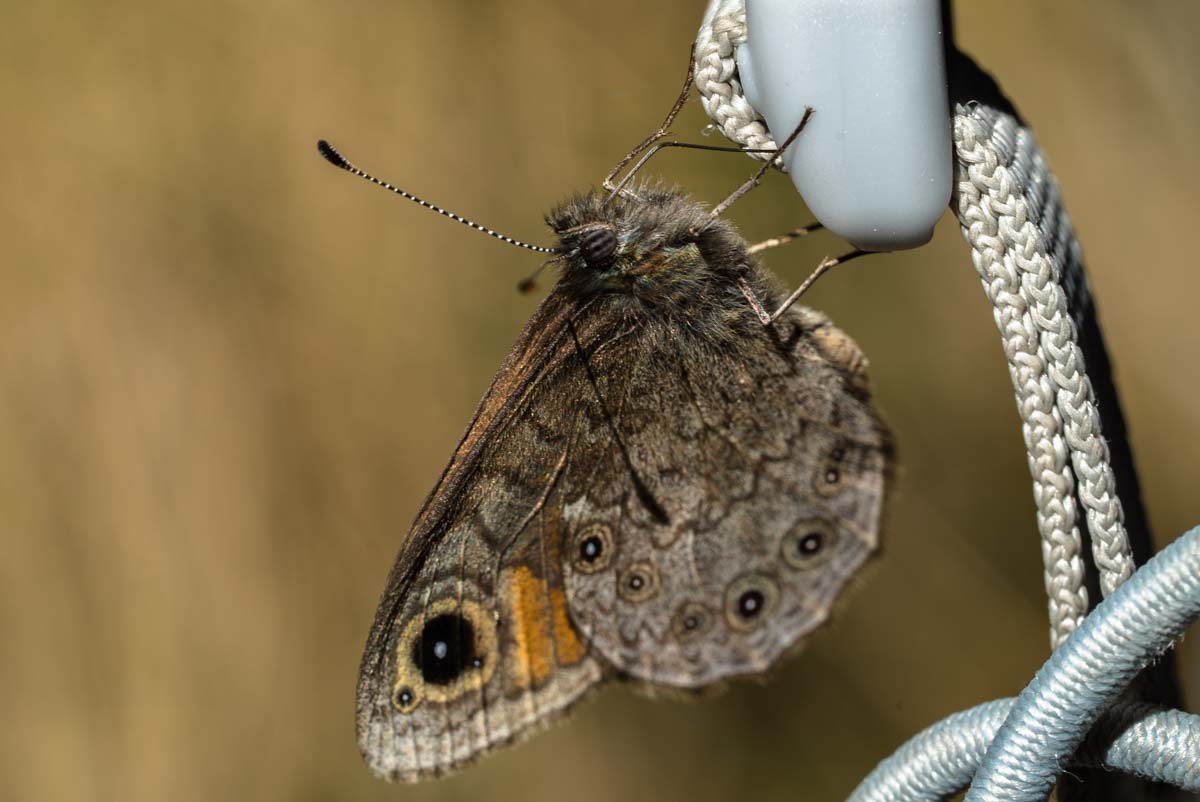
(3, 2, 1199, 800)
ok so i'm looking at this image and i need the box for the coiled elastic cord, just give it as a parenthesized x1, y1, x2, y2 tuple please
(847, 698, 1200, 802)
(964, 525, 1200, 801)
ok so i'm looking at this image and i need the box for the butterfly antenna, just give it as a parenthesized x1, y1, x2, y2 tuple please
(317, 140, 560, 254)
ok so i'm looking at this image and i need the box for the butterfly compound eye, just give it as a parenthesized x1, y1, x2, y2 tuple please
(580, 226, 618, 269)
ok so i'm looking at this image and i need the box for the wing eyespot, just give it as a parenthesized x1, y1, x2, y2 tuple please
(781, 519, 840, 569)
(672, 602, 714, 642)
(572, 522, 615, 574)
(413, 613, 478, 685)
(391, 597, 498, 712)
(814, 443, 852, 498)
(392, 684, 418, 713)
(617, 561, 660, 603)
(724, 572, 780, 631)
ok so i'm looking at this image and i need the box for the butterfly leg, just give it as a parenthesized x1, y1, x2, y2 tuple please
(738, 249, 869, 326)
(695, 108, 814, 232)
(748, 221, 824, 255)
(737, 278, 774, 325)
(602, 48, 696, 193)
(605, 141, 778, 206)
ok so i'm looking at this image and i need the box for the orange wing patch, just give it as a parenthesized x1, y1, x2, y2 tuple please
(505, 565, 587, 689)
(550, 586, 587, 665)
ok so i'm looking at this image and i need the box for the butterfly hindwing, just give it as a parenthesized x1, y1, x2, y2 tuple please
(559, 298, 890, 687)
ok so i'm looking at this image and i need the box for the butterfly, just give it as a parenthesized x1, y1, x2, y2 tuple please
(318, 78, 892, 782)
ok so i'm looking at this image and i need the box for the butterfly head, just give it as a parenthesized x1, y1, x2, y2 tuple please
(547, 184, 750, 315)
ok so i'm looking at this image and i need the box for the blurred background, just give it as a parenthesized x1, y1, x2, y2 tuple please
(3, 1, 1199, 800)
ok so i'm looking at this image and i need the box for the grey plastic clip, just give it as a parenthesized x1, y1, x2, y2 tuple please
(736, 0, 952, 251)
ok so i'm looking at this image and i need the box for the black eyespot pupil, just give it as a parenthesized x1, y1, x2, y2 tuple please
(581, 227, 618, 269)
(684, 615, 699, 630)
(413, 614, 478, 686)
(799, 533, 823, 555)
(825, 468, 840, 484)
(830, 447, 846, 462)
(628, 574, 645, 590)
(580, 535, 603, 562)
(737, 589, 765, 618)
(396, 687, 413, 707)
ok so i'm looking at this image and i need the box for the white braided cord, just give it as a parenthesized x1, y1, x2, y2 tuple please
(953, 112, 1088, 646)
(954, 108, 1135, 599)
(695, 0, 777, 159)
(693, 4, 1135, 647)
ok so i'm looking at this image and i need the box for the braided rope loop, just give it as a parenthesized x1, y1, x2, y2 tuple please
(695, 0, 777, 159)
(693, 3, 1136, 647)
(953, 109, 1089, 646)
(953, 107, 1135, 598)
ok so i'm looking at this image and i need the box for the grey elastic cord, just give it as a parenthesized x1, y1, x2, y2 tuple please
(848, 699, 1200, 802)
(1081, 703, 1200, 792)
(848, 700, 1013, 802)
(964, 525, 1200, 801)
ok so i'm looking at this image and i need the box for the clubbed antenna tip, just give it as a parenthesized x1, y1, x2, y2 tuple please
(317, 139, 349, 170)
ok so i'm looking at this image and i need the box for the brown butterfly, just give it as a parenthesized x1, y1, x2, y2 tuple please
(318, 80, 892, 783)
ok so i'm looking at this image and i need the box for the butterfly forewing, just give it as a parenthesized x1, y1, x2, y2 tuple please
(356, 293, 608, 781)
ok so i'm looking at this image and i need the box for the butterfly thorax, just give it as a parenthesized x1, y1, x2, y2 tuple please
(547, 185, 770, 345)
